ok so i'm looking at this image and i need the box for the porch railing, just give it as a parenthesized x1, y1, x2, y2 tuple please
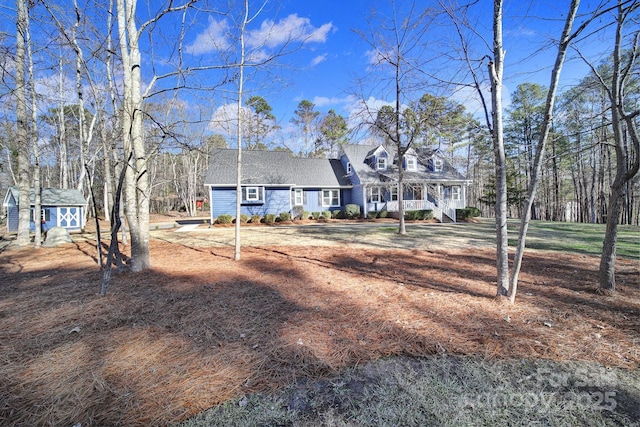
(385, 198, 457, 222)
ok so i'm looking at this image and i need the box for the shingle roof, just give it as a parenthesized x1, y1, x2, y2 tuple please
(4, 187, 87, 206)
(204, 149, 351, 187)
(342, 144, 467, 184)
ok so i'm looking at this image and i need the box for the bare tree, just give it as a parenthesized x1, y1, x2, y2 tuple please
(590, 0, 640, 293)
(508, 0, 581, 302)
(26, 4, 41, 247)
(355, 0, 437, 235)
(15, 0, 31, 246)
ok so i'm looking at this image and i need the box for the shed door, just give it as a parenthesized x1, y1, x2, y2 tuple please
(58, 207, 80, 228)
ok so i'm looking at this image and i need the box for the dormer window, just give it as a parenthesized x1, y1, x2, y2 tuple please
(434, 158, 443, 172)
(377, 157, 387, 170)
(405, 156, 417, 171)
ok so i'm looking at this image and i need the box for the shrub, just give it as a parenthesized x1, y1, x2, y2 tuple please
(368, 211, 378, 219)
(404, 210, 433, 220)
(216, 214, 233, 224)
(332, 209, 342, 219)
(456, 207, 481, 220)
(279, 212, 291, 222)
(345, 204, 361, 219)
(311, 211, 321, 220)
(264, 213, 276, 224)
(302, 210, 310, 220)
(378, 210, 388, 218)
(239, 214, 249, 224)
(250, 214, 262, 224)
(291, 206, 304, 220)
(404, 210, 421, 221)
(321, 210, 332, 220)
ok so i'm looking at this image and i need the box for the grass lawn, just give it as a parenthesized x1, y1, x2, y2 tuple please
(507, 220, 639, 259)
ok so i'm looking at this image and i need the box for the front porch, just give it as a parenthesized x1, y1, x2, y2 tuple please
(366, 183, 467, 223)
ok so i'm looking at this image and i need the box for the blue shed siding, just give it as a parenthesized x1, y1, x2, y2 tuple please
(8, 206, 19, 232)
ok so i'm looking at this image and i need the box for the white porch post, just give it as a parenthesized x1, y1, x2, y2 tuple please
(362, 185, 367, 218)
(463, 184, 467, 207)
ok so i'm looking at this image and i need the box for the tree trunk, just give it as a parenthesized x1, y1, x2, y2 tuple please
(489, 0, 509, 296)
(26, 7, 41, 248)
(15, 0, 31, 247)
(234, 0, 249, 261)
(598, 1, 640, 292)
(508, 0, 579, 303)
(117, 0, 150, 271)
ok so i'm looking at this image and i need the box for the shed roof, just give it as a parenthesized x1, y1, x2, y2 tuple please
(3, 187, 87, 207)
(204, 149, 351, 187)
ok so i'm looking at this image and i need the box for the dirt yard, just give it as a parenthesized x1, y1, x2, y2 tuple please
(0, 220, 638, 426)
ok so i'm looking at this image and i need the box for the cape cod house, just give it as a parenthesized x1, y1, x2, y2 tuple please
(204, 144, 470, 223)
(3, 187, 87, 233)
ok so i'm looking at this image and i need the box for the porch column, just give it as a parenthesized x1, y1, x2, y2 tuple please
(362, 185, 368, 218)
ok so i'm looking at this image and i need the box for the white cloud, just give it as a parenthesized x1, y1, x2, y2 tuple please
(312, 95, 347, 108)
(187, 13, 333, 56)
(310, 54, 327, 67)
(208, 103, 240, 135)
(186, 17, 231, 55)
(449, 83, 511, 122)
(248, 14, 333, 48)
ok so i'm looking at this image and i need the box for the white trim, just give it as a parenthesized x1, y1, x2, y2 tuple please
(405, 156, 417, 171)
(368, 186, 383, 203)
(293, 188, 303, 205)
(321, 189, 340, 207)
(246, 187, 260, 201)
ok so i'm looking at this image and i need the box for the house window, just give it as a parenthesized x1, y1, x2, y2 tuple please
(434, 158, 443, 172)
(246, 187, 259, 201)
(452, 185, 461, 201)
(390, 185, 398, 201)
(293, 188, 304, 206)
(322, 189, 340, 207)
(242, 186, 264, 203)
(405, 156, 417, 171)
(368, 186, 383, 203)
(31, 208, 50, 222)
(377, 157, 387, 170)
(346, 162, 352, 174)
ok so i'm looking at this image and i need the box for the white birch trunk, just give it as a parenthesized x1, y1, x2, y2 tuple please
(490, 0, 509, 296)
(508, 0, 580, 303)
(15, 0, 31, 247)
(234, 0, 249, 261)
(26, 7, 41, 247)
(117, 0, 150, 271)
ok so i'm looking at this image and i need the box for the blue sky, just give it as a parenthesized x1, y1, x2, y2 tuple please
(175, 0, 613, 142)
(0, 0, 621, 150)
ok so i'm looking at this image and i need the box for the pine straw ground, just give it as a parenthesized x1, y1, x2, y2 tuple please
(0, 234, 638, 426)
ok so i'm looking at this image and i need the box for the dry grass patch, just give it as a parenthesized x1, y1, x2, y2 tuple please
(0, 239, 638, 426)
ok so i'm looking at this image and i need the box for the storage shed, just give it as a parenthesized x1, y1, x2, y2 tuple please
(3, 187, 87, 233)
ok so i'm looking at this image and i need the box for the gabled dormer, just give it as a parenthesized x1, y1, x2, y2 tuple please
(402, 148, 418, 172)
(364, 145, 390, 171)
(428, 151, 445, 172)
